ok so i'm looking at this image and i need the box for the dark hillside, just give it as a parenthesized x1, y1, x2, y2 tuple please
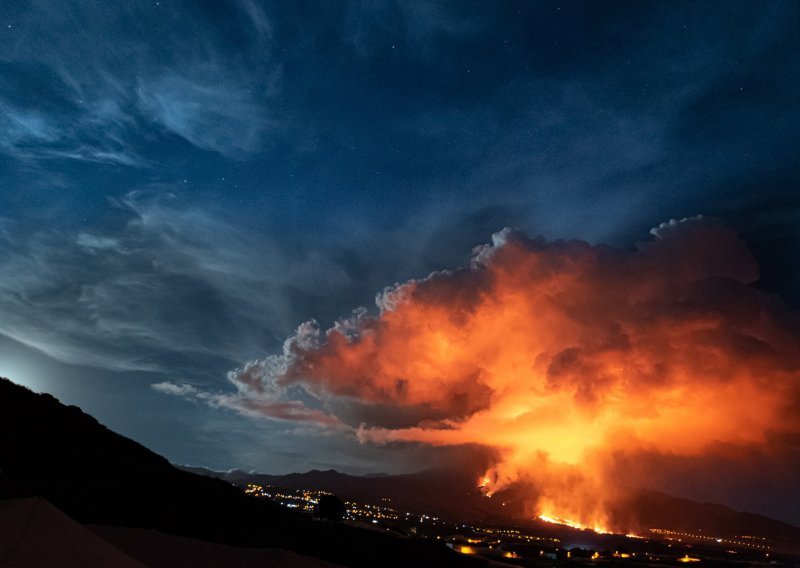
(0, 377, 484, 567)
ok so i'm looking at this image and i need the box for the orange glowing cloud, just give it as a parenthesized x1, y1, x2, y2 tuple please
(225, 217, 800, 529)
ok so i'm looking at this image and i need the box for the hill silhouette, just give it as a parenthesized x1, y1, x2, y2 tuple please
(0, 377, 485, 568)
(181, 465, 509, 523)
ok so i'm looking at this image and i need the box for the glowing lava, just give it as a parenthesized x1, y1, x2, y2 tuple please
(538, 514, 609, 534)
(478, 476, 494, 497)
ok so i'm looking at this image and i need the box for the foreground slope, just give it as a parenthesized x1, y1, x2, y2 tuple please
(0, 497, 147, 568)
(0, 377, 485, 568)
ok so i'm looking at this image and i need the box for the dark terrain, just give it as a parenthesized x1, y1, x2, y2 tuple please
(186, 462, 800, 554)
(0, 376, 485, 568)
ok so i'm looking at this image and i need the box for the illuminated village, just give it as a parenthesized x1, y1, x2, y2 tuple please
(241, 482, 796, 567)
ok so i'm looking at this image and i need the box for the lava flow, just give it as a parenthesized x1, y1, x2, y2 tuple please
(538, 514, 609, 534)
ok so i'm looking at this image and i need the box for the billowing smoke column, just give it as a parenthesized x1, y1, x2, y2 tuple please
(229, 217, 800, 530)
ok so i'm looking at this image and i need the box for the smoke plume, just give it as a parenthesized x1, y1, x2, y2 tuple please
(226, 217, 800, 529)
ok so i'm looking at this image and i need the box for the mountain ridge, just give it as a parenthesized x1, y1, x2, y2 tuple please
(182, 464, 800, 554)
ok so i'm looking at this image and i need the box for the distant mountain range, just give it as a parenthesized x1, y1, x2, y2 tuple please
(181, 465, 511, 523)
(0, 377, 485, 568)
(184, 462, 800, 554)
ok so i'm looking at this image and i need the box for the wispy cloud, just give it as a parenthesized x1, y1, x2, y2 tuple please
(0, 100, 146, 166)
(0, 2, 281, 164)
(237, 0, 273, 40)
(0, 190, 353, 372)
(137, 72, 272, 158)
(151, 378, 345, 428)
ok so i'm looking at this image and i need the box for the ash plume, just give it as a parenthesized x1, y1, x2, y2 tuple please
(221, 216, 800, 529)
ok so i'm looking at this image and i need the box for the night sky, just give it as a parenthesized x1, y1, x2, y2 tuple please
(1, 2, 799, 524)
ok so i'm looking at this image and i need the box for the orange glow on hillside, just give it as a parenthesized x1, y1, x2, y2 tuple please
(538, 513, 609, 534)
(456, 545, 476, 555)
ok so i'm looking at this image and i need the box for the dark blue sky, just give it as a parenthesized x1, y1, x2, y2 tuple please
(1, 1, 799, 522)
